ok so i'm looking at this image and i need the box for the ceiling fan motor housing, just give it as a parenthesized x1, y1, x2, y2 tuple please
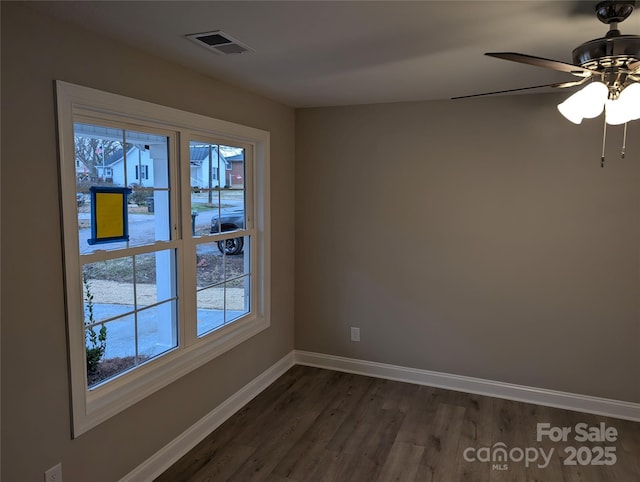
(573, 35, 640, 68)
(573, 1, 640, 93)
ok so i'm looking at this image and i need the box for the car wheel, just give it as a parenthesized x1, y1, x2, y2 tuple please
(217, 237, 244, 255)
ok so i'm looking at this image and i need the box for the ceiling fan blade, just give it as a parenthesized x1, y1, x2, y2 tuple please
(451, 79, 586, 100)
(556, 78, 591, 88)
(486, 52, 593, 77)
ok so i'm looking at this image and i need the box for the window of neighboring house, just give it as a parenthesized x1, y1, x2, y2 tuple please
(135, 164, 150, 180)
(56, 81, 270, 436)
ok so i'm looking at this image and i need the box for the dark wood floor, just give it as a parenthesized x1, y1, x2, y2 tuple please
(156, 365, 640, 482)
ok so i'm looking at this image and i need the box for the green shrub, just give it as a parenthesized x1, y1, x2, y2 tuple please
(128, 186, 153, 206)
(83, 275, 107, 374)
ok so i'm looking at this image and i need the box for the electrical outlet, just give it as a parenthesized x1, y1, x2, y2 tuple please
(350, 327, 360, 342)
(45, 463, 62, 482)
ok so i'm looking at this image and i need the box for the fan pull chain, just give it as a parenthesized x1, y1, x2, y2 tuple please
(601, 117, 607, 168)
(621, 122, 627, 159)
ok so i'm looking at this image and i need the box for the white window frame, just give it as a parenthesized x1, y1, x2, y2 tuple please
(56, 81, 271, 436)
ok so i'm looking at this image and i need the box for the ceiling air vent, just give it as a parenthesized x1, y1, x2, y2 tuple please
(186, 30, 253, 55)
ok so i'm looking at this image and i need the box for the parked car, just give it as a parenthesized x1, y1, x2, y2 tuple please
(210, 208, 245, 255)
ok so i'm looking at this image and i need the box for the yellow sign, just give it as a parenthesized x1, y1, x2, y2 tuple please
(95, 192, 124, 238)
(88, 187, 131, 245)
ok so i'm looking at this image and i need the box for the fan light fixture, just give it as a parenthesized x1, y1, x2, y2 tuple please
(557, 82, 609, 124)
(558, 81, 640, 125)
(557, 79, 639, 165)
(605, 82, 640, 124)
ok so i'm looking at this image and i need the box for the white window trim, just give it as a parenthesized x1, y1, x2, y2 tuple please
(56, 81, 271, 436)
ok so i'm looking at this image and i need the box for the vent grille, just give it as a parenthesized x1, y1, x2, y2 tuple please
(186, 30, 253, 55)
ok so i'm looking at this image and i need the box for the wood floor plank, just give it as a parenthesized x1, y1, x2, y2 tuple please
(325, 377, 391, 454)
(492, 399, 538, 482)
(375, 441, 424, 482)
(451, 392, 494, 482)
(527, 405, 572, 482)
(232, 367, 329, 448)
(325, 406, 404, 481)
(271, 373, 373, 479)
(293, 447, 343, 482)
(188, 444, 256, 482)
(556, 409, 627, 482)
(226, 408, 320, 482)
(155, 365, 316, 482)
(394, 385, 443, 446)
(413, 402, 466, 482)
(380, 378, 420, 413)
(154, 366, 640, 482)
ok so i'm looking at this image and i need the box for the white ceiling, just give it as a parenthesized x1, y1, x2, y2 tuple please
(32, 1, 640, 108)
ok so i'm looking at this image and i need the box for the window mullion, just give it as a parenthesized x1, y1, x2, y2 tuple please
(179, 133, 198, 347)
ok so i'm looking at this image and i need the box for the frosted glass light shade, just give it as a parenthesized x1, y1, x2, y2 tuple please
(557, 93, 586, 124)
(606, 83, 640, 125)
(606, 98, 628, 125)
(557, 82, 609, 124)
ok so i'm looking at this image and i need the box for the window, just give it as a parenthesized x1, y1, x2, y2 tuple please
(189, 141, 251, 337)
(135, 164, 149, 180)
(56, 81, 270, 436)
(75, 124, 176, 388)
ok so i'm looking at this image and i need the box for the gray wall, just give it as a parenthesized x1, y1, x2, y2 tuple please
(1, 3, 295, 481)
(295, 96, 640, 404)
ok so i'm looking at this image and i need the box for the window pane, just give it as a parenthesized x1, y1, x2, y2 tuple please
(74, 122, 125, 186)
(125, 130, 169, 189)
(75, 123, 171, 254)
(134, 252, 157, 306)
(126, 188, 171, 248)
(83, 259, 134, 323)
(190, 142, 246, 237)
(225, 236, 249, 280)
(197, 285, 225, 336)
(86, 302, 178, 389)
(134, 250, 177, 307)
(126, 129, 171, 247)
(226, 277, 250, 322)
(220, 144, 245, 190)
(196, 242, 224, 288)
(218, 145, 246, 234)
(196, 277, 250, 337)
(137, 302, 177, 358)
(196, 240, 225, 337)
(88, 314, 136, 388)
(190, 141, 223, 236)
(83, 248, 178, 388)
(75, 123, 125, 254)
(196, 234, 251, 337)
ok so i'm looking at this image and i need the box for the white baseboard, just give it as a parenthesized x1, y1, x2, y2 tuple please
(294, 350, 640, 422)
(120, 351, 295, 482)
(122, 349, 639, 481)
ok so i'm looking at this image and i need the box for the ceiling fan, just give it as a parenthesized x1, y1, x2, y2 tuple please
(454, 0, 640, 166)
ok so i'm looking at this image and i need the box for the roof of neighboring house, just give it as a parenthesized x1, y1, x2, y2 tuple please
(189, 145, 229, 167)
(98, 145, 232, 168)
(224, 153, 244, 162)
(99, 147, 136, 167)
